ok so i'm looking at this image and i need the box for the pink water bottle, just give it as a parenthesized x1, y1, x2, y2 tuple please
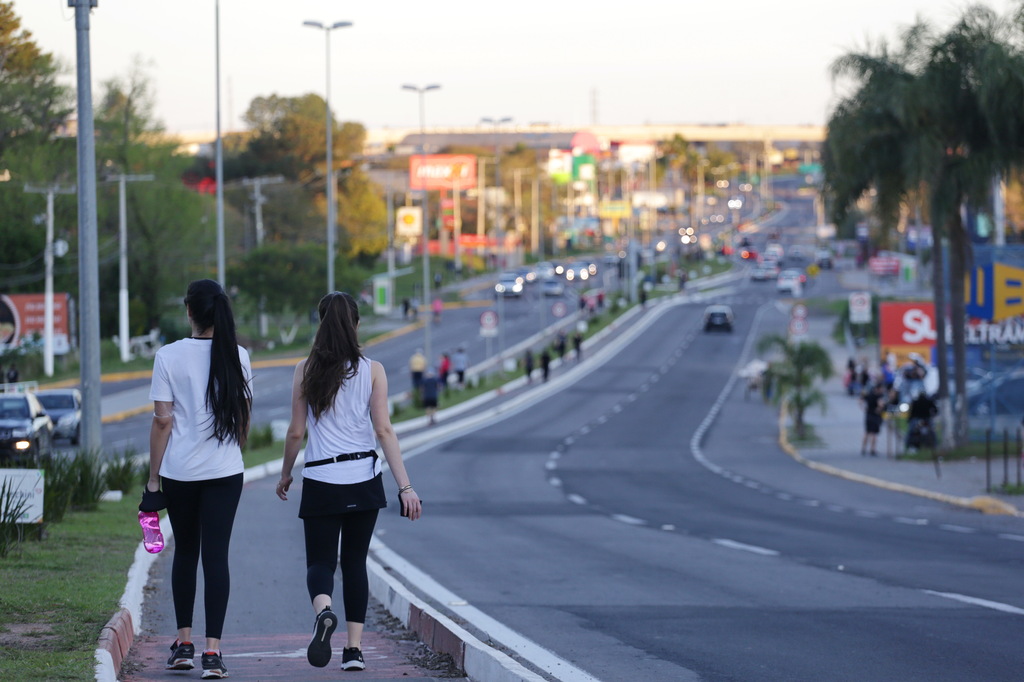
(138, 511, 164, 553)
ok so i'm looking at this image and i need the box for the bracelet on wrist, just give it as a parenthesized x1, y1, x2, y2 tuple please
(398, 484, 413, 494)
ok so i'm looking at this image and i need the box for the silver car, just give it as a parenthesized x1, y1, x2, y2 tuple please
(37, 388, 82, 445)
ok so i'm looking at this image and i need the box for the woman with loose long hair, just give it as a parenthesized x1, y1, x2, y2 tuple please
(277, 291, 421, 672)
(147, 279, 252, 680)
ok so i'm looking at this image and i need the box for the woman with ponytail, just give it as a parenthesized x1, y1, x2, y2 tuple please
(147, 279, 252, 679)
(276, 291, 421, 672)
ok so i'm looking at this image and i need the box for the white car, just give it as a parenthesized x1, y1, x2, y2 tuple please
(541, 278, 565, 297)
(776, 269, 803, 295)
(495, 275, 523, 297)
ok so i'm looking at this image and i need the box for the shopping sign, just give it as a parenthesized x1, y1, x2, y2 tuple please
(880, 302, 936, 347)
(409, 155, 477, 191)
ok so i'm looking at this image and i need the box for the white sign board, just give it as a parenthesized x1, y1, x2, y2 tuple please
(849, 291, 872, 324)
(0, 469, 45, 524)
(479, 310, 498, 338)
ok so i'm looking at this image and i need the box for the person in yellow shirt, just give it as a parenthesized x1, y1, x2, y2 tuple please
(409, 349, 426, 404)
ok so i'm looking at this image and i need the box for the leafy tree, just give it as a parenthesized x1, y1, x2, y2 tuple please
(757, 334, 834, 439)
(93, 62, 214, 334)
(825, 5, 1024, 446)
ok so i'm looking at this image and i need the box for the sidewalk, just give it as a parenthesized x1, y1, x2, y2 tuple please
(783, 271, 1022, 517)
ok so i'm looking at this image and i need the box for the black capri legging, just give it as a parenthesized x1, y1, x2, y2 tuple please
(163, 473, 243, 640)
(303, 509, 379, 623)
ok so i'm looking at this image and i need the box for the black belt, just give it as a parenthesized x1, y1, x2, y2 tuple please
(304, 450, 376, 468)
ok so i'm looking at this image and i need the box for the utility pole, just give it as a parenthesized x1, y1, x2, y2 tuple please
(532, 174, 541, 259)
(71, 0, 102, 452)
(24, 183, 76, 377)
(109, 173, 154, 362)
(240, 175, 284, 336)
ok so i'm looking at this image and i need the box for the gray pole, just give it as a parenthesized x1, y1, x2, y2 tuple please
(215, 0, 225, 286)
(325, 28, 335, 294)
(72, 0, 102, 452)
(112, 173, 154, 363)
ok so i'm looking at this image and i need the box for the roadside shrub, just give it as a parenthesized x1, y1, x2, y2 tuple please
(43, 454, 75, 524)
(70, 450, 107, 511)
(0, 476, 30, 558)
(104, 449, 143, 493)
(244, 423, 274, 452)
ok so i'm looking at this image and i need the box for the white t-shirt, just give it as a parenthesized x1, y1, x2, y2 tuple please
(303, 357, 380, 485)
(149, 338, 253, 481)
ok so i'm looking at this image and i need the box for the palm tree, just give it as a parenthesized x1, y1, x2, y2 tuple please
(824, 4, 1024, 447)
(757, 334, 834, 439)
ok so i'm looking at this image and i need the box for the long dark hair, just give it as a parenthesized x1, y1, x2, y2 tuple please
(303, 291, 362, 421)
(185, 279, 251, 445)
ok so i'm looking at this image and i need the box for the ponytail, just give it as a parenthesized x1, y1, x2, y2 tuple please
(302, 292, 363, 420)
(185, 279, 252, 446)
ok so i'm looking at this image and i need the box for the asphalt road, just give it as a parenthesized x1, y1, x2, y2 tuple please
(373, 288, 1024, 681)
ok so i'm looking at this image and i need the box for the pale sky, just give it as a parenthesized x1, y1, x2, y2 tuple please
(12, 0, 1014, 136)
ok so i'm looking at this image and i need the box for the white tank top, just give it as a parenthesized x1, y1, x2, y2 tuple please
(303, 357, 380, 484)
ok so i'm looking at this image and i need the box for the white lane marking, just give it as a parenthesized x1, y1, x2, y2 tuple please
(713, 538, 780, 557)
(894, 517, 928, 526)
(567, 494, 587, 505)
(801, 499, 821, 507)
(999, 533, 1024, 542)
(661, 524, 676, 531)
(372, 541, 599, 681)
(777, 493, 793, 501)
(855, 510, 880, 518)
(939, 524, 976, 534)
(545, 461, 558, 470)
(611, 514, 646, 526)
(549, 477, 562, 487)
(579, 426, 590, 435)
(826, 505, 847, 513)
(924, 590, 1024, 616)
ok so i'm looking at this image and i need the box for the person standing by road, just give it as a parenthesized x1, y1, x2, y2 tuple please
(148, 279, 253, 679)
(540, 349, 551, 383)
(409, 349, 426, 403)
(451, 346, 468, 389)
(573, 330, 584, 362)
(523, 349, 534, 384)
(276, 292, 421, 672)
(860, 380, 885, 456)
(421, 367, 440, 425)
(555, 330, 567, 362)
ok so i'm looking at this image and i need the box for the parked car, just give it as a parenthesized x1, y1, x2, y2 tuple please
(36, 388, 82, 445)
(702, 304, 734, 332)
(0, 392, 53, 466)
(750, 264, 776, 281)
(535, 261, 556, 279)
(815, 249, 833, 269)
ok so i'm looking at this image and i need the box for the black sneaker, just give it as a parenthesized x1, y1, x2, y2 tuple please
(166, 640, 195, 670)
(307, 607, 337, 667)
(200, 650, 228, 679)
(341, 647, 365, 671)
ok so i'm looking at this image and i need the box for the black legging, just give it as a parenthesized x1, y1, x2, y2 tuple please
(163, 473, 243, 640)
(303, 509, 379, 623)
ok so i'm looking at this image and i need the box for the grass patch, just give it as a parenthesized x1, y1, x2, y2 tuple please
(787, 424, 825, 448)
(0, 441, 283, 681)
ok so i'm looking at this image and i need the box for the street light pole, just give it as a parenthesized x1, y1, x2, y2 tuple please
(481, 116, 512, 261)
(403, 83, 441, 365)
(304, 19, 353, 294)
(112, 173, 154, 362)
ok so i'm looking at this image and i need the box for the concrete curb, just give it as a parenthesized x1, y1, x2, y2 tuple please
(776, 403, 1023, 517)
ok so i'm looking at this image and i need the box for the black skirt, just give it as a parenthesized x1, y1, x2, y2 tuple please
(298, 473, 387, 518)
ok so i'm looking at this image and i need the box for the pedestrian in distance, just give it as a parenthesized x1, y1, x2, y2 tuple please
(540, 349, 551, 383)
(409, 348, 426, 403)
(573, 330, 583, 362)
(555, 330, 567, 361)
(148, 279, 253, 679)
(5, 362, 18, 385)
(523, 349, 534, 384)
(421, 367, 440, 425)
(276, 292, 421, 673)
(451, 346, 468, 389)
(860, 380, 885, 456)
(431, 297, 443, 324)
(438, 352, 451, 392)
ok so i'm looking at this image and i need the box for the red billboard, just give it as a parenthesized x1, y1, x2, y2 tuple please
(879, 301, 935, 367)
(409, 154, 477, 191)
(0, 293, 73, 354)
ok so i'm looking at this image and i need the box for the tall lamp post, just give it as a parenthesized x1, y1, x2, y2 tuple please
(403, 83, 441, 365)
(481, 116, 512, 259)
(304, 19, 353, 294)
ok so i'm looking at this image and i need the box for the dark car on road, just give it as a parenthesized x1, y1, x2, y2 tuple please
(0, 392, 54, 466)
(36, 388, 82, 445)
(702, 304, 734, 333)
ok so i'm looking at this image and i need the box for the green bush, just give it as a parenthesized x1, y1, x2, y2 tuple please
(104, 449, 143, 494)
(70, 450, 107, 512)
(0, 476, 30, 558)
(43, 454, 75, 524)
(244, 423, 274, 452)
